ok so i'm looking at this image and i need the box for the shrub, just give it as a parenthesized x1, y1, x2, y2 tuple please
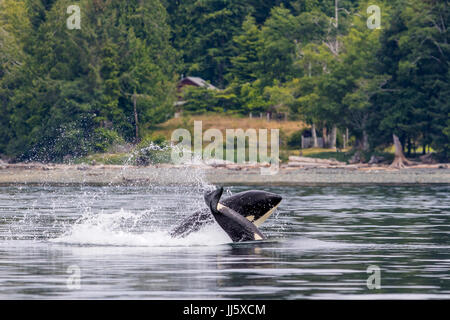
(287, 130, 303, 149)
(92, 128, 124, 153)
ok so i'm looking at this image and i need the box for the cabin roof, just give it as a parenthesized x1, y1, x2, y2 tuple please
(179, 76, 218, 90)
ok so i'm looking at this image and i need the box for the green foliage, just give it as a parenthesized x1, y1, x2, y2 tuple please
(228, 15, 263, 84)
(1, 0, 449, 162)
(167, 0, 252, 88)
(239, 81, 270, 114)
(370, 0, 449, 159)
(182, 85, 242, 115)
(257, 6, 300, 85)
(92, 128, 124, 153)
(287, 130, 303, 149)
(0, 0, 177, 161)
(182, 86, 218, 114)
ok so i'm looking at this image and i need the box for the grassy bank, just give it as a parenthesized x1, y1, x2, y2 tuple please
(146, 114, 306, 140)
(71, 114, 438, 166)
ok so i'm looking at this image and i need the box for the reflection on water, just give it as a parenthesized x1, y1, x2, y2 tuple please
(0, 184, 449, 299)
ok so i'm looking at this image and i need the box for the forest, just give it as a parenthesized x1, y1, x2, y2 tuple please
(0, 0, 448, 163)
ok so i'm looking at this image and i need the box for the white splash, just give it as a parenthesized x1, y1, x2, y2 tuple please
(50, 209, 230, 247)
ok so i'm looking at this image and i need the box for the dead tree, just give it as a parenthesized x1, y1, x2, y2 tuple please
(123, 91, 150, 144)
(322, 126, 328, 148)
(390, 134, 414, 168)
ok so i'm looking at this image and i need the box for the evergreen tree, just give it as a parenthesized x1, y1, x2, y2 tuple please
(228, 15, 263, 84)
(372, 0, 449, 158)
(0, 0, 177, 161)
(168, 0, 251, 88)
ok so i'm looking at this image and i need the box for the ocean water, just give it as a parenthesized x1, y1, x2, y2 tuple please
(0, 183, 449, 299)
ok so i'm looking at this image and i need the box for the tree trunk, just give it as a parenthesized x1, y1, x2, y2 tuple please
(330, 125, 337, 149)
(407, 138, 412, 156)
(335, 0, 339, 54)
(346, 128, 349, 148)
(362, 129, 369, 151)
(133, 93, 139, 143)
(322, 127, 328, 148)
(390, 134, 414, 168)
(312, 123, 318, 148)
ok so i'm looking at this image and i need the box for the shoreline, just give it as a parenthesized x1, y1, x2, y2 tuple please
(1, 163, 449, 186)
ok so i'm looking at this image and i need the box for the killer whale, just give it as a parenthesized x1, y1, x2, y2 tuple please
(169, 188, 282, 239)
(204, 187, 266, 242)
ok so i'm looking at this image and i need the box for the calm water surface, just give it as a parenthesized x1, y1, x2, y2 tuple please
(0, 183, 449, 299)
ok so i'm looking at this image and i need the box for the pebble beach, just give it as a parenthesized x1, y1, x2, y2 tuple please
(1, 162, 449, 186)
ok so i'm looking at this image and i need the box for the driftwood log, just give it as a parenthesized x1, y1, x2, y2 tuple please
(288, 156, 346, 168)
